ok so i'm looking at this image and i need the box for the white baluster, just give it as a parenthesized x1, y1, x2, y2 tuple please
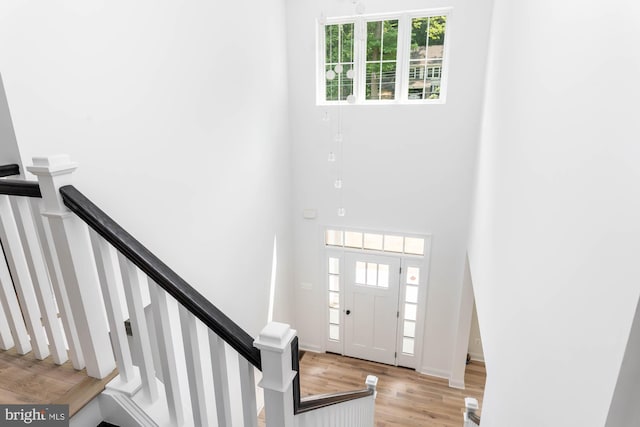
(0, 250, 29, 353)
(0, 300, 12, 350)
(179, 305, 211, 427)
(12, 196, 67, 364)
(118, 254, 158, 403)
(90, 231, 136, 383)
(149, 280, 184, 426)
(209, 331, 232, 427)
(30, 198, 85, 369)
(0, 194, 49, 359)
(28, 155, 114, 379)
(254, 322, 297, 427)
(238, 355, 259, 427)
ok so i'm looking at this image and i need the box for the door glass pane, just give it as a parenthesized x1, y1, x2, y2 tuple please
(384, 235, 404, 252)
(345, 231, 363, 248)
(329, 308, 340, 324)
(377, 264, 389, 288)
(404, 320, 416, 338)
(329, 291, 340, 308)
(406, 267, 420, 285)
(329, 324, 340, 340)
(355, 261, 366, 284)
(405, 285, 418, 303)
(404, 303, 417, 321)
(404, 237, 425, 255)
(326, 229, 344, 246)
(328, 257, 340, 274)
(402, 337, 415, 355)
(363, 233, 383, 250)
(366, 262, 378, 286)
(329, 274, 340, 291)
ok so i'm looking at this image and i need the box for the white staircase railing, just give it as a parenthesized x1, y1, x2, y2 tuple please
(295, 377, 377, 427)
(0, 156, 378, 427)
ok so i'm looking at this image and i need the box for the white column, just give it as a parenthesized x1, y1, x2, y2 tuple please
(254, 322, 297, 427)
(27, 155, 115, 379)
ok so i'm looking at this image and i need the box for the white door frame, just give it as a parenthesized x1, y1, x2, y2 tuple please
(322, 227, 432, 371)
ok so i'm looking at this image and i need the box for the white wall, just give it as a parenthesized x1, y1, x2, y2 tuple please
(606, 296, 640, 427)
(286, 0, 493, 375)
(467, 300, 484, 362)
(0, 75, 22, 168)
(0, 0, 294, 336)
(469, 0, 640, 425)
(450, 254, 474, 388)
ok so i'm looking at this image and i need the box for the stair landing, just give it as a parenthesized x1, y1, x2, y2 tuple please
(0, 348, 117, 416)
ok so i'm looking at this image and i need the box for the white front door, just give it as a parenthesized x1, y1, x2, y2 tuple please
(344, 253, 401, 365)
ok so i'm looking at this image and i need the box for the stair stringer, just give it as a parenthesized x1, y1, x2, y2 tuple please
(99, 389, 159, 427)
(98, 376, 196, 427)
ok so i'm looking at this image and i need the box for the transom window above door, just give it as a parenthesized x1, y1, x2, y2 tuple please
(318, 9, 451, 105)
(325, 228, 425, 256)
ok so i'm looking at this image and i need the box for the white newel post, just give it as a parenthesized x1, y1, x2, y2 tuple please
(464, 397, 480, 427)
(27, 155, 115, 379)
(254, 322, 297, 427)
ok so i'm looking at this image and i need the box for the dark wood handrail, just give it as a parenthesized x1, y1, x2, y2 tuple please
(2, 169, 376, 416)
(291, 337, 374, 414)
(299, 389, 374, 413)
(59, 185, 262, 370)
(0, 179, 42, 198)
(0, 164, 20, 177)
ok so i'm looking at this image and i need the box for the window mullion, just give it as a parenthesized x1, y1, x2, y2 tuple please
(396, 14, 411, 102)
(318, 20, 326, 104)
(356, 18, 366, 103)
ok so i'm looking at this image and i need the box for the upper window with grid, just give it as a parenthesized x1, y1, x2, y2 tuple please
(319, 10, 450, 105)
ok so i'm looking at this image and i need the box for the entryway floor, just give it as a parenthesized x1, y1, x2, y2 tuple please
(261, 351, 486, 427)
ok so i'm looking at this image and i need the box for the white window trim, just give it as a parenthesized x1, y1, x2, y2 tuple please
(316, 8, 453, 106)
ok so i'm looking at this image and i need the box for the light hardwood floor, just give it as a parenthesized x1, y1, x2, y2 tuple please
(260, 351, 485, 427)
(0, 348, 117, 416)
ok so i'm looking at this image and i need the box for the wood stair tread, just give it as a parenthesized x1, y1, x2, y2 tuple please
(0, 348, 117, 417)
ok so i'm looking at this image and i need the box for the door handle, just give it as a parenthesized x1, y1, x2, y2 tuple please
(346, 309, 351, 315)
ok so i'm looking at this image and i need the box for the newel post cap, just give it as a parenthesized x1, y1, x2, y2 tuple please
(254, 322, 296, 352)
(27, 154, 78, 176)
(465, 397, 479, 410)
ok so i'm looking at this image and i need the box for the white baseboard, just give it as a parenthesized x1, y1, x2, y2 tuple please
(418, 366, 450, 380)
(469, 352, 485, 362)
(449, 379, 465, 389)
(299, 342, 322, 353)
